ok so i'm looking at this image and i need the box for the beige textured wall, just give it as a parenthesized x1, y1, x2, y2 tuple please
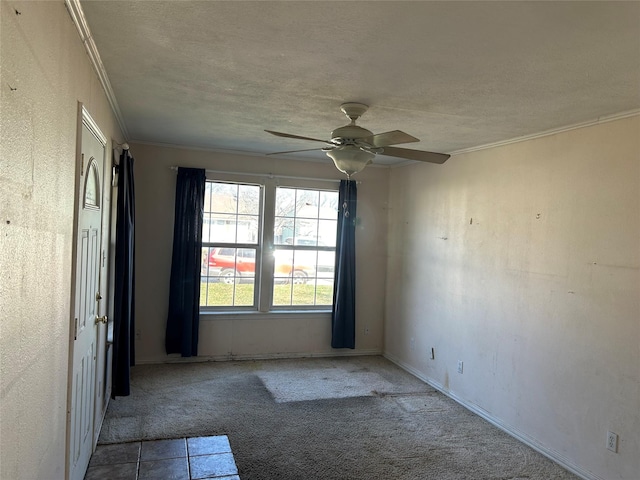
(0, 2, 123, 478)
(384, 116, 639, 480)
(132, 143, 389, 363)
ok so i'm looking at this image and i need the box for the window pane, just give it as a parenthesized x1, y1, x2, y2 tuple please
(202, 216, 213, 244)
(296, 189, 320, 218)
(274, 187, 338, 248)
(200, 280, 255, 307)
(318, 219, 337, 247)
(292, 282, 315, 305)
(294, 219, 318, 246)
(273, 277, 335, 307)
(275, 188, 296, 218)
(315, 279, 334, 305)
(274, 218, 294, 246)
(204, 182, 260, 245)
(319, 191, 339, 218)
(200, 246, 257, 307)
(208, 213, 240, 243)
(317, 250, 335, 277)
(204, 182, 213, 212)
(236, 214, 259, 243)
(271, 186, 338, 307)
(274, 249, 294, 284)
(210, 182, 238, 214)
(238, 184, 260, 215)
(232, 281, 254, 306)
(201, 247, 211, 277)
(273, 283, 292, 306)
(272, 248, 334, 306)
(204, 213, 258, 244)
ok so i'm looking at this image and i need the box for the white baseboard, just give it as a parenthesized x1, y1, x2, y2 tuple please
(136, 349, 383, 365)
(383, 352, 600, 480)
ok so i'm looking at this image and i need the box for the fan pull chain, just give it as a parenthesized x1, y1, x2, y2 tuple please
(343, 178, 351, 218)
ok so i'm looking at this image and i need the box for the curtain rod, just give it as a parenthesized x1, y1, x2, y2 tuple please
(169, 166, 358, 184)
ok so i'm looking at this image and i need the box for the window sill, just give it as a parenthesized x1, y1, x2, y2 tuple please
(200, 309, 331, 320)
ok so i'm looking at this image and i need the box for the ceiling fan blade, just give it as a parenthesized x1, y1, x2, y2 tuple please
(267, 147, 325, 156)
(380, 146, 450, 164)
(265, 130, 329, 144)
(361, 130, 419, 147)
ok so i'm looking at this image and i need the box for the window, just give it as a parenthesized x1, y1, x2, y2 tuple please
(200, 182, 261, 307)
(200, 180, 339, 311)
(272, 187, 338, 306)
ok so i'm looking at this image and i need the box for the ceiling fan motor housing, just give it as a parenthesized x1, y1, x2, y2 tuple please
(330, 124, 374, 146)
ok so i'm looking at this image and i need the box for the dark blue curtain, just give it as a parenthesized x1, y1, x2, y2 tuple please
(112, 149, 135, 397)
(165, 167, 206, 357)
(331, 179, 357, 349)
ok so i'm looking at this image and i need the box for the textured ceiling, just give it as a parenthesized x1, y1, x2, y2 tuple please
(80, 1, 640, 166)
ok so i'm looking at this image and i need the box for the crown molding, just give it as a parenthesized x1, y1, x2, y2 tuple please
(448, 109, 640, 157)
(64, 0, 129, 139)
(390, 109, 640, 168)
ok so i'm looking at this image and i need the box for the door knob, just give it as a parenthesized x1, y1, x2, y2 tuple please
(95, 315, 108, 325)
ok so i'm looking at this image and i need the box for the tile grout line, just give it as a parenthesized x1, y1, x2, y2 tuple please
(185, 437, 193, 480)
(86, 436, 239, 480)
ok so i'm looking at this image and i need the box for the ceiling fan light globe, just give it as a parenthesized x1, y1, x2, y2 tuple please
(325, 145, 374, 177)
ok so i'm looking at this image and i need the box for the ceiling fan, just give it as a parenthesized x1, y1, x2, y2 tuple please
(265, 102, 450, 178)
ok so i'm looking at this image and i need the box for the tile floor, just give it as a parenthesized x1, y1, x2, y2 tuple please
(84, 435, 240, 480)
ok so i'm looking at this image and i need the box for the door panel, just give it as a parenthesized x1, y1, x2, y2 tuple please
(68, 118, 105, 480)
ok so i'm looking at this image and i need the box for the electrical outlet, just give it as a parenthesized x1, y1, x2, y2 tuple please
(364, 327, 370, 335)
(410, 337, 415, 351)
(430, 347, 435, 360)
(607, 431, 618, 452)
(457, 360, 464, 374)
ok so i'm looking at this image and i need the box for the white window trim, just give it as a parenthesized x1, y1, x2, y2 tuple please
(200, 173, 338, 314)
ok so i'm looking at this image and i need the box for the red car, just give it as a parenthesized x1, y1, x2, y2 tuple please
(202, 248, 313, 284)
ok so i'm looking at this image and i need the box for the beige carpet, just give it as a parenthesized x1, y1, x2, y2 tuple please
(99, 356, 579, 480)
(256, 364, 418, 403)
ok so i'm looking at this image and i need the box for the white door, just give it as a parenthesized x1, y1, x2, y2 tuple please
(68, 117, 106, 480)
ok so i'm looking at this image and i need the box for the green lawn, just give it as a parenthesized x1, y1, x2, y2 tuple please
(200, 281, 333, 307)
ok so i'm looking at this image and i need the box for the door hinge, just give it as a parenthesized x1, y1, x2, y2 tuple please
(74, 317, 78, 340)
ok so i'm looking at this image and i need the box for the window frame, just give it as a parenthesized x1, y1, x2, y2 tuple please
(270, 186, 338, 310)
(200, 180, 264, 310)
(199, 175, 339, 314)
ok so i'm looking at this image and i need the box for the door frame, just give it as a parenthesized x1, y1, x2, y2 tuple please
(65, 103, 111, 480)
